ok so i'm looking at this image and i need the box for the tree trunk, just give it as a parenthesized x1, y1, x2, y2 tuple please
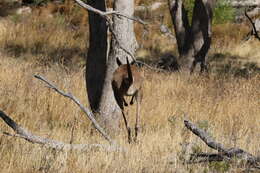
(190, 0, 215, 73)
(168, 0, 194, 68)
(168, 0, 216, 73)
(86, 0, 107, 112)
(98, 0, 138, 133)
(86, 0, 138, 134)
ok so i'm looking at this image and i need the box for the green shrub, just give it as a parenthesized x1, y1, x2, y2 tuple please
(213, 0, 235, 24)
(183, 0, 235, 24)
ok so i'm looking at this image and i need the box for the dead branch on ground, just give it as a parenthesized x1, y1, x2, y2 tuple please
(0, 75, 125, 152)
(0, 110, 117, 151)
(184, 120, 260, 169)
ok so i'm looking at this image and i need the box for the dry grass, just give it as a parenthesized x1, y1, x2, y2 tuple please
(0, 5, 87, 68)
(0, 54, 259, 172)
(0, 4, 260, 173)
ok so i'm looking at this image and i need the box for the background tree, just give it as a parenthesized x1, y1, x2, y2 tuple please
(168, 0, 216, 73)
(86, 0, 138, 133)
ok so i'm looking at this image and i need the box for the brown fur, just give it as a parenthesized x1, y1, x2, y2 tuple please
(112, 58, 144, 143)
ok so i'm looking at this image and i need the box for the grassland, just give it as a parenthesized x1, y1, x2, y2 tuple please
(0, 1, 260, 173)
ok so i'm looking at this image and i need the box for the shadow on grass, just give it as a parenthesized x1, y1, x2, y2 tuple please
(4, 41, 85, 67)
(0, 1, 21, 17)
(136, 46, 180, 72)
(137, 50, 259, 78)
(208, 53, 260, 78)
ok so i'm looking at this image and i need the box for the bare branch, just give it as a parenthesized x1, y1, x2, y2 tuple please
(34, 75, 114, 144)
(245, 9, 260, 41)
(74, 0, 146, 25)
(184, 119, 260, 169)
(0, 110, 115, 151)
(74, 0, 145, 63)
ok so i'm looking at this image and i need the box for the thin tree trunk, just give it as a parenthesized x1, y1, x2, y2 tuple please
(86, 0, 107, 112)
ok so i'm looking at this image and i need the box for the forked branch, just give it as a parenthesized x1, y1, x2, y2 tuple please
(34, 75, 113, 144)
(0, 110, 115, 151)
(184, 120, 260, 169)
(74, 0, 146, 25)
(74, 0, 146, 62)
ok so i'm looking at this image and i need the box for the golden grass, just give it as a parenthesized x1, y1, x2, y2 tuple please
(0, 54, 259, 172)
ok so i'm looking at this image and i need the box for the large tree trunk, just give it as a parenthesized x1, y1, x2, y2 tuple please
(86, 0, 138, 134)
(86, 0, 107, 112)
(98, 0, 138, 133)
(168, 0, 216, 73)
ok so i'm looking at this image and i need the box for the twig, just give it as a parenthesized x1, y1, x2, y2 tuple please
(0, 110, 115, 151)
(184, 119, 260, 169)
(34, 75, 114, 144)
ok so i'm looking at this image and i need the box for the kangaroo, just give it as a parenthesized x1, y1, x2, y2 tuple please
(111, 57, 144, 143)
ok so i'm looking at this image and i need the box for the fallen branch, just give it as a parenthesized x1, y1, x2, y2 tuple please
(34, 75, 114, 144)
(0, 110, 115, 151)
(184, 120, 260, 169)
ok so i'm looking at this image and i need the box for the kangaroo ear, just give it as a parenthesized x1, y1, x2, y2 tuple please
(126, 57, 133, 83)
(116, 58, 122, 66)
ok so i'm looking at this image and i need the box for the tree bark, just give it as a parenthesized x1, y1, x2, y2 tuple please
(98, 0, 138, 133)
(168, 0, 194, 68)
(168, 0, 216, 73)
(86, 0, 107, 112)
